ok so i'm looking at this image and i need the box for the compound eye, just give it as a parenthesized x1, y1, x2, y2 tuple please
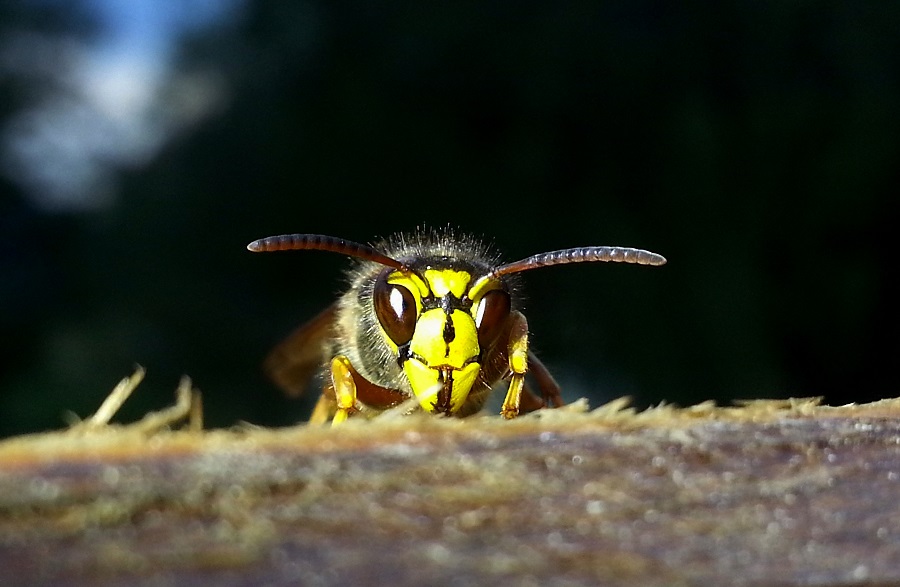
(374, 279, 417, 345)
(474, 289, 511, 347)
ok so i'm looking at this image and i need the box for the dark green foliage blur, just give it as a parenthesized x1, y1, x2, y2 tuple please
(1, 2, 897, 437)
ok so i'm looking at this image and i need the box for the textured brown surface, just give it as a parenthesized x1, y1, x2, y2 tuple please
(2, 396, 900, 586)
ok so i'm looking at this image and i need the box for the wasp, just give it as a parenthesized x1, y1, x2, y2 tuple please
(248, 229, 665, 425)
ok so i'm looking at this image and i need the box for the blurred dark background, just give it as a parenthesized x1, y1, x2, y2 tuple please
(1, 1, 897, 437)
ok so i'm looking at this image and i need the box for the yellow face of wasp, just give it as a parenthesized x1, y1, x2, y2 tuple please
(375, 268, 504, 414)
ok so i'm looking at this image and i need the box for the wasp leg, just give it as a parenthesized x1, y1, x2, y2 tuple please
(500, 311, 530, 419)
(518, 382, 545, 414)
(516, 353, 564, 415)
(309, 388, 337, 425)
(330, 355, 359, 425)
(526, 351, 564, 408)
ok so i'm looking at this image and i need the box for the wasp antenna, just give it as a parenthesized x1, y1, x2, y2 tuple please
(247, 234, 406, 270)
(493, 246, 667, 277)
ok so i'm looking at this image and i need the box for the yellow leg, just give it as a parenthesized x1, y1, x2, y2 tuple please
(308, 391, 336, 425)
(500, 311, 529, 419)
(330, 355, 358, 426)
(501, 373, 525, 419)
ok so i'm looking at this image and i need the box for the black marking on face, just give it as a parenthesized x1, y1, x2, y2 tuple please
(397, 343, 411, 366)
(442, 311, 456, 344)
(422, 292, 472, 313)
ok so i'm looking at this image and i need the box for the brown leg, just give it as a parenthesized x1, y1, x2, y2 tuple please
(526, 351, 564, 408)
(517, 354, 564, 415)
(517, 382, 545, 414)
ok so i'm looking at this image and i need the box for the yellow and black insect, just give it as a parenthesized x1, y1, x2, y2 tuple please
(248, 229, 665, 425)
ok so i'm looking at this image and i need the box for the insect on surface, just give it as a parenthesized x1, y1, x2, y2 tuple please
(248, 229, 666, 425)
